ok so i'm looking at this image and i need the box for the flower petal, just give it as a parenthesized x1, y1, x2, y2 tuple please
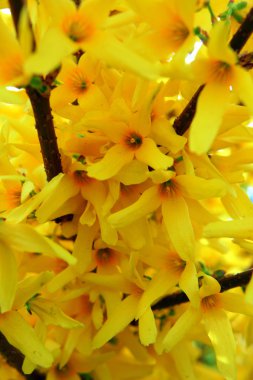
(87, 144, 134, 180)
(189, 83, 230, 155)
(92, 295, 139, 349)
(108, 186, 160, 229)
(179, 261, 200, 308)
(232, 66, 253, 115)
(136, 270, 178, 318)
(175, 175, 227, 199)
(0, 311, 53, 368)
(162, 307, 200, 352)
(135, 137, 173, 170)
(162, 196, 195, 261)
(138, 307, 157, 346)
(0, 241, 17, 313)
(202, 308, 236, 380)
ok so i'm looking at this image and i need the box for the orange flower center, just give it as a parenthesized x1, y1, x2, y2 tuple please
(95, 248, 118, 267)
(62, 12, 94, 43)
(207, 60, 232, 84)
(159, 179, 177, 198)
(72, 170, 92, 186)
(124, 132, 143, 150)
(6, 186, 21, 209)
(0, 53, 24, 84)
(164, 17, 189, 49)
(201, 294, 220, 312)
(65, 68, 90, 96)
(167, 252, 186, 274)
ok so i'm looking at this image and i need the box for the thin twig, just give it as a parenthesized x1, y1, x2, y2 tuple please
(8, 0, 63, 181)
(152, 268, 253, 310)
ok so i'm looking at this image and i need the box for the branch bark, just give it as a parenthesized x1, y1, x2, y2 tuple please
(152, 268, 253, 310)
(8, 0, 63, 181)
(173, 7, 253, 136)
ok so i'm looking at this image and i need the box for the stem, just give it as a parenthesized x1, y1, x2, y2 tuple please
(8, 0, 63, 181)
(152, 268, 253, 310)
(173, 7, 253, 136)
(230, 7, 253, 53)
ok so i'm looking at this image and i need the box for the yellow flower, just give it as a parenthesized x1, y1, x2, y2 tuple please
(0, 9, 33, 86)
(189, 21, 253, 154)
(108, 174, 227, 260)
(161, 275, 253, 380)
(25, 0, 159, 79)
(136, 248, 199, 319)
(50, 54, 108, 111)
(87, 102, 173, 180)
(127, 0, 196, 61)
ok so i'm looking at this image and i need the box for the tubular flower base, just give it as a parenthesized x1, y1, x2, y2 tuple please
(1, 1, 253, 380)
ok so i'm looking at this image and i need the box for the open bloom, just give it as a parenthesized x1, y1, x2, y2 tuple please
(160, 275, 253, 380)
(87, 100, 173, 180)
(108, 174, 227, 260)
(25, 0, 159, 78)
(50, 54, 108, 111)
(189, 21, 253, 154)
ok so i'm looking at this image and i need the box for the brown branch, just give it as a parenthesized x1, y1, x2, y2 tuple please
(152, 268, 253, 310)
(8, 0, 63, 181)
(230, 8, 253, 53)
(173, 7, 253, 136)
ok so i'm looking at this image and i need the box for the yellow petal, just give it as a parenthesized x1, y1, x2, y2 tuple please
(0, 311, 53, 368)
(189, 83, 230, 154)
(115, 160, 149, 185)
(0, 222, 76, 265)
(171, 341, 197, 380)
(135, 137, 173, 170)
(87, 144, 134, 180)
(179, 261, 200, 308)
(162, 196, 195, 261)
(4, 173, 64, 223)
(162, 307, 200, 352)
(208, 21, 237, 65)
(91, 33, 159, 80)
(232, 66, 253, 115)
(0, 241, 17, 313)
(36, 174, 79, 223)
(92, 295, 139, 349)
(136, 270, 178, 318)
(221, 292, 253, 316)
(25, 28, 75, 76)
(13, 271, 54, 310)
(175, 175, 227, 199)
(108, 186, 160, 228)
(31, 297, 83, 328)
(138, 307, 157, 346)
(203, 217, 253, 239)
(202, 308, 236, 380)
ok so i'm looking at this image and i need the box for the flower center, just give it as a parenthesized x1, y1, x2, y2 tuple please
(73, 170, 91, 186)
(165, 17, 189, 49)
(66, 68, 89, 96)
(63, 12, 94, 43)
(167, 252, 186, 274)
(159, 179, 177, 198)
(201, 294, 220, 312)
(208, 61, 232, 83)
(95, 248, 118, 267)
(124, 132, 143, 150)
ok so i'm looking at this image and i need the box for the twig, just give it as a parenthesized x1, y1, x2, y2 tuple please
(8, 0, 63, 181)
(173, 7, 253, 136)
(152, 268, 253, 310)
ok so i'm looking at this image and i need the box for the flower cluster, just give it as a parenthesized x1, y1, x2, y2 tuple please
(1, 0, 253, 379)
